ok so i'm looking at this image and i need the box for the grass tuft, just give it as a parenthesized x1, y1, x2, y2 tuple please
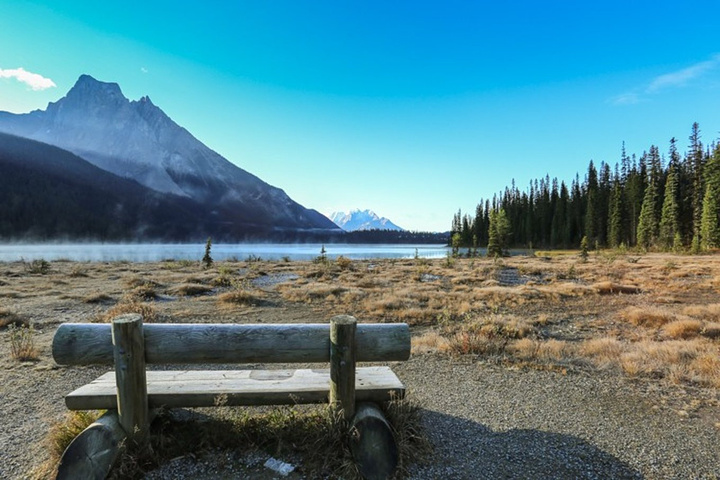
(97, 300, 158, 323)
(7, 323, 39, 361)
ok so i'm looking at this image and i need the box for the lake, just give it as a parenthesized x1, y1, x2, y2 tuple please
(0, 243, 452, 262)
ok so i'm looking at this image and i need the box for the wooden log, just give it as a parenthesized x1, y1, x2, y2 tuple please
(53, 322, 410, 365)
(350, 402, 399, 480)
(112, 314, 149, 445)
(56, 410, 126, 480)
(330, 315, 357, 419)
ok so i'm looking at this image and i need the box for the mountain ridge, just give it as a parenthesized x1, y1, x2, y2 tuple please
(0, 74, 339, 236)
(329, 209, 404, 231)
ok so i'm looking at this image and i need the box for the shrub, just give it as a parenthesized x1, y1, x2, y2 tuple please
(24, 258, 51, 274)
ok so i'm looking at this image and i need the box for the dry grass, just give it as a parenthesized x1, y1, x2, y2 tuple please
(618, 306, 679, 328)
(169, 283, 213, 296)
(97, 300, 159, 323)
(218, 289, 262, 306)
(592, 281, 642, 295)
(7, 323, 39, 361)
(663, 319, 705, 339)
(32, 410, 102, 480)
(82, 292, 113, 304)
(39, 400, 429, 480)
(0, 308, 28, 328)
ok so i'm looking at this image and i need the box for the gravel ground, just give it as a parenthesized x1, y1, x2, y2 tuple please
(394, 356, 720, 479)
(5, 347, 717, 479)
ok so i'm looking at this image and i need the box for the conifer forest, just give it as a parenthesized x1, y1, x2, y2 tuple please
(451, 123, 720, 252)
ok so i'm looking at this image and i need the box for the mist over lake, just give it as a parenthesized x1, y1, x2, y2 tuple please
(0, 243, 451, 262)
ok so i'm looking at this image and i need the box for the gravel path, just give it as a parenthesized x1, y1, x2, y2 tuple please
(4, 347, 718, 479)
(396, 356, 720, 480)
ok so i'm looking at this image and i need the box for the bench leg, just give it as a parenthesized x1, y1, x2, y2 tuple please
(350, 402, 399, 480)
(56, 410, 126, 480)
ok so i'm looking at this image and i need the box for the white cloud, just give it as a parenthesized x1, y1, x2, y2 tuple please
(0, 67, 56, 90)
(612, 54, 720, 106)
(141, 67, 148, 74)
(646, 54, 720, 93)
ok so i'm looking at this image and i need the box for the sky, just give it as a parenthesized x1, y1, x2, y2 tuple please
(1, 1, 720, 232)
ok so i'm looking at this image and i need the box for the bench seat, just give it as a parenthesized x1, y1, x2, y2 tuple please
(66, 366, 406, 410)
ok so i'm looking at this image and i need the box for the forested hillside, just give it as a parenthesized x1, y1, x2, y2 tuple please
(452, 123, 720, 252)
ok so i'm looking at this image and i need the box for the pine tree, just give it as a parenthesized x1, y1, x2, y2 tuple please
(637, 175, 659, 250)
(689, 123, 705, 239)
(659, 162, 681, 250)
(701, 144, 720, 249)
(487, 208, 511, 257)
(607, 175, 624, 248)
(202, 236, 213, 269)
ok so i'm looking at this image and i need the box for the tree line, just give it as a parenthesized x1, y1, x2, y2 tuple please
(451, 122, 720, 253)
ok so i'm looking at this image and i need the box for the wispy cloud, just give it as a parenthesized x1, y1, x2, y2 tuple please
(646, 54, 720, 93)
(0, 67, 56, 90)
(140, 67, 148, 74)
(611, 54, 720, 106)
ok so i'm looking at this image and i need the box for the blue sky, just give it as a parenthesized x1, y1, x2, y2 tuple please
(2, 1, 720, 232)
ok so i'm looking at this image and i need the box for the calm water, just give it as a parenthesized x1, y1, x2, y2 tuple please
(0, 243, 451, 262)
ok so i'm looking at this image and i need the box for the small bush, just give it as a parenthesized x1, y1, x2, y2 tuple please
(7, 323, 39, 361)
(24, 258, 51, 274)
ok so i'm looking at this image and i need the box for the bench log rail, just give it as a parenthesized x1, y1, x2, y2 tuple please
(52, 314, 410, 480)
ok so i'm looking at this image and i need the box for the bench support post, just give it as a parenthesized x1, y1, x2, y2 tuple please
(112, 314, 149, 446)
(350, 402, 399, 480)
(330, 315, 356, 420)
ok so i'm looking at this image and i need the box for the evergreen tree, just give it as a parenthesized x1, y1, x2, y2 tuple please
(487, 208, 511, 257)
(659, 162, 681, 250)
(701, 144, 720, 249)
(689, 123, 705, 239)
(636, 174, 659, 250)
(607, 174, 624, 248)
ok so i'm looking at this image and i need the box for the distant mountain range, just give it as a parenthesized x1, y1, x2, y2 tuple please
(0, 75, 340, 241)
(329, 210, 404, 231)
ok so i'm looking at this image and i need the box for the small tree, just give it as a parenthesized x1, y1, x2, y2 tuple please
(487, 208, 510, 258)
(579, 235, 589, 263)
(202, 237, 213, 269)
(450, 233, 462, 257)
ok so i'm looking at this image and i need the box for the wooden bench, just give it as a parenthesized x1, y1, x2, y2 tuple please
(52, 314, 410, 480)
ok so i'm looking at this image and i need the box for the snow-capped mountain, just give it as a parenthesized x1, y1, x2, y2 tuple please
(0, 75, 339, 234)
(329, 210, 404, 231)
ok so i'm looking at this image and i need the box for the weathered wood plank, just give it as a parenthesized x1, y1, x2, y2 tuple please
(112, 314, 149, 444)
(330, 315, 356, 420)
(65, 367, 405, 410)
(53, 323, 410, 366)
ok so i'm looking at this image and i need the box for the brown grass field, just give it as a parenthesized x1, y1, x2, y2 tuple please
(2, 251, 720, 389)
(2, 250, 720, 477)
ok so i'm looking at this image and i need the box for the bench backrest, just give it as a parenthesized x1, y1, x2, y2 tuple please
(53, 322, 410, 366)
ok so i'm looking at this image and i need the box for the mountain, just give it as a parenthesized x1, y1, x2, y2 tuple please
(0, 132, 216, 240)
(0, 74, 339, 237)
(329, 210, 404, 231)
